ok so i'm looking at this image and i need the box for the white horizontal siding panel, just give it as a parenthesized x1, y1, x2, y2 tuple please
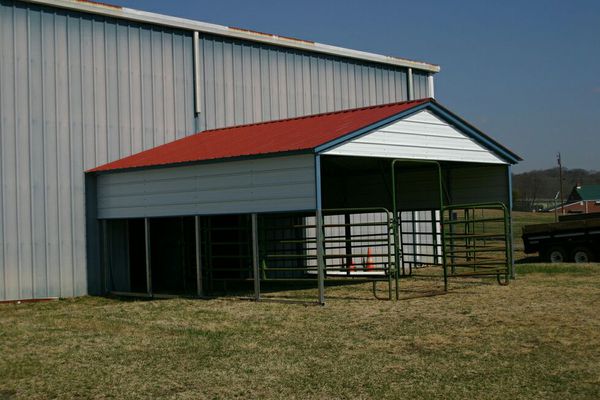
(377, 122, 464, 138)
(353, 133, 487, 152)
(399, 109, 444, 125)
(97, 154, 316, 218)
(326, 142, 501, 164)
(323, 110, 506, 164)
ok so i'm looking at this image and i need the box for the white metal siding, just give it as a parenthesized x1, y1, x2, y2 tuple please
(412, 71, 430, 100)
(97, 155, 316, 219)
(0, 0, 433, 301)
(197, 35, 425, 130)
(322, 110, 506, 164)
(0, 1, 195, 300)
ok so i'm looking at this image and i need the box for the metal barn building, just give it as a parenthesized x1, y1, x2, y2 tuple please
(0, 0, 520, 302)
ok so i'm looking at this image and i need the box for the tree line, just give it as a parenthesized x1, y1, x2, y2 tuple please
(512, 168, 600, 210)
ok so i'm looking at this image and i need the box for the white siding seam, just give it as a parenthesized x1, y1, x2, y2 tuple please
(13, 7, 22, 299)
(0, 5, 5, 299)
(98, 195, 317, 212)
(98, 178, 316, 199)
(53, 11, 63, 298)
(27, 7, 36, 298)
(352, 141, 491, 153)
(42, 12, 49, 297)
(67, 15, 75, 298)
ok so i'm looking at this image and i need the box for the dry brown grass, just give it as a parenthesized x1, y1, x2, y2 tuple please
(1, 212, 597, 399)
(1, 262, 599, 399)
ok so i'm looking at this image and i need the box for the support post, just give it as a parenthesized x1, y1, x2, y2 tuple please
(391, 160, 401, 294)
(507, 165, 516, 279)
(431, 210, 438, 265)
(411, 211, 417, 273)
(193, 31, 201, 115)
(144, 218, 152, 296)
(195, 216, 204, 297)
(344, 213, 352, 276)
(315, 155, 325, 305)
(316, 209, 325, 305)
(251, 213, 260, 301)
(407, 68, 414, 100)
(102, 219, 109, 294)
(427, 73, 435, 98)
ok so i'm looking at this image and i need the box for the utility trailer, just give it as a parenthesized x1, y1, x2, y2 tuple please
(522, 213, 600, 263)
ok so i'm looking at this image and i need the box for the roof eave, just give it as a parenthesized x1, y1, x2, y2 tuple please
(427, 102, 522, 165)
(22, 0, 440, 73)
(86, 148, 315, 174)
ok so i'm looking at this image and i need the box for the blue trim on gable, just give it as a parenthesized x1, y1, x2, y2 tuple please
(315, 101, 521, 165)
(427, 103, 521, 164)
(314, 102, 431, 153)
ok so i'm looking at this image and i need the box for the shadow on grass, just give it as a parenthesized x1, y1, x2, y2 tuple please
(515, 256, 542, 264)
(101, 273, 515, 304)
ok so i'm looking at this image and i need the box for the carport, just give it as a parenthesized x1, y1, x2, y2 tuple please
(88, 98, 521, 304)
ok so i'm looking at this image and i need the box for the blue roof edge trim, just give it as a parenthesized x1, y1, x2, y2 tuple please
(314, 102, 432, 153)
(427, 102, 522, 164)
(315, 100, 522, 165)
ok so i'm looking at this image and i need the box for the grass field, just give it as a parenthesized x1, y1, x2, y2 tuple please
(1, 212, 599, 399)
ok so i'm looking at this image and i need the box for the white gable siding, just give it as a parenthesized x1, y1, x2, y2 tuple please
(322, 110, 506, 164)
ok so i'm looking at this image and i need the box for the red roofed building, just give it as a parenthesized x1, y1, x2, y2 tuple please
(0, 0, 520, 302)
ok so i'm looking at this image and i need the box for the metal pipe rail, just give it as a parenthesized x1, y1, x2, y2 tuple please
(442, 202, 511, 287)
(259, 208, 399, 301)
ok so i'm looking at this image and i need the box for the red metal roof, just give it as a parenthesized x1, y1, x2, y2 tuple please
(89, 99, 431, 172)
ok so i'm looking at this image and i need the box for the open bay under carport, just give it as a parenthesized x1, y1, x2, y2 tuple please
(88, 98, 521, 304)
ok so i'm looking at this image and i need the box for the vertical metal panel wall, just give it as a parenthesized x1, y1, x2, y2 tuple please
(0, 0, 432, 301)
(412, 70, 430, 100)
(197, 34, 430, 131)
(0, 0, 195, 300)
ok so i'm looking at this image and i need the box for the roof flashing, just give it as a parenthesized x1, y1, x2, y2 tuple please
(22, 0, 440, 73)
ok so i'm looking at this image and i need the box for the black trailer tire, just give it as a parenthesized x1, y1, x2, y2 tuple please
(543, 246, 568, 263)
(572, 247, 595, 263)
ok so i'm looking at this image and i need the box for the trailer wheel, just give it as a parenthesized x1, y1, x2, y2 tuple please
(572, 247, 594, 263)
(544, 246, 567, 263)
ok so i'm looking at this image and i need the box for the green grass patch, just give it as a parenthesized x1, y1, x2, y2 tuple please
(517, 263, 599, 275)
(2, 269, 600, 399)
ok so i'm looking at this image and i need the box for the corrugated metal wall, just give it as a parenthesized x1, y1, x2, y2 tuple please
(96, 155, 316, 219)
(0, 0, 432, 301)
(0, 0, 195, 300)
(197, 34, 431, 131)
(412, 70, 430, 100)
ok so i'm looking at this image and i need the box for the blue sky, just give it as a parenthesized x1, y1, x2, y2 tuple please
(114, 0, 600, 172)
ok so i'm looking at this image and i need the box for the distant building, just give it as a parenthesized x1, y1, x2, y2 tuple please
(555, 184, 600, 214)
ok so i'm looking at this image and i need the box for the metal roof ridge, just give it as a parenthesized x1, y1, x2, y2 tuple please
(22, 0, 440, 73)
(199, 98, 433, 135)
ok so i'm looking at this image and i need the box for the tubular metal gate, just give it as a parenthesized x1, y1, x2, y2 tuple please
(397, 210, 443, 276)
(259, 208, 398, 300)
(441, 202, 512, 287)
